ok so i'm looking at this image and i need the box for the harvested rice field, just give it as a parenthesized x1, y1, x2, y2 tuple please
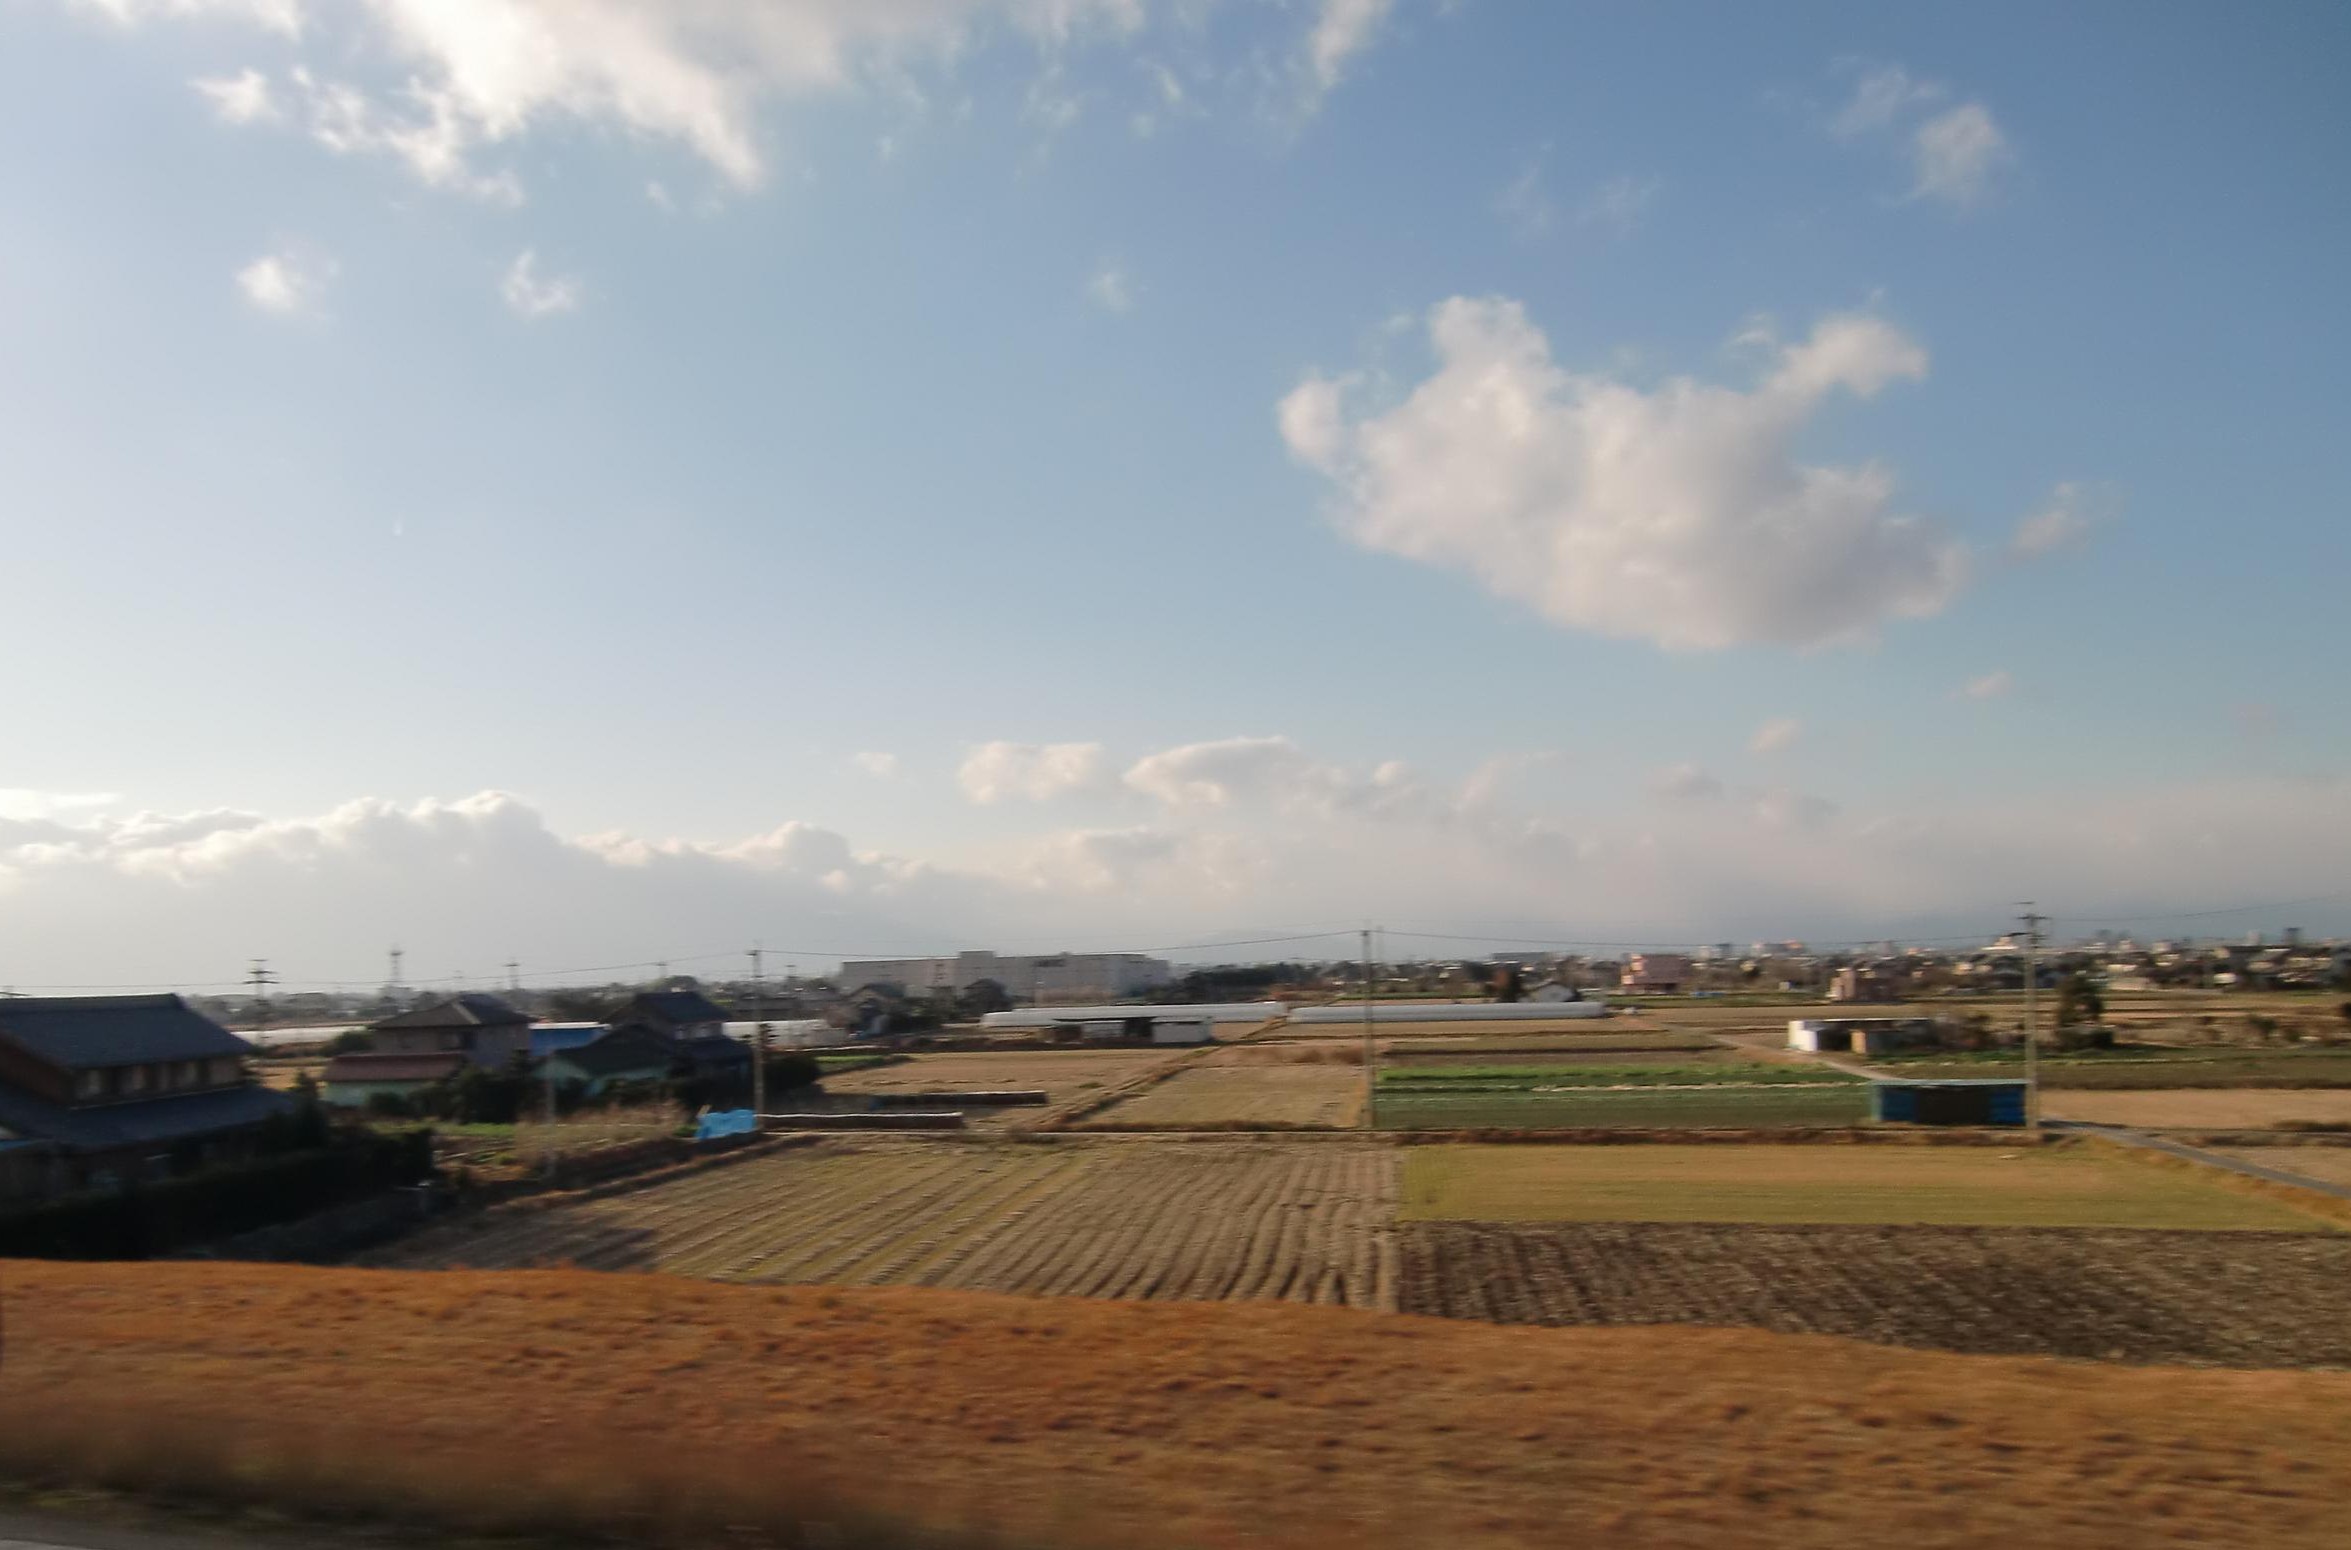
(1397, 1222, 2351, 1366)
(364, 1138, 1401, 1308)
(2041, 1090, 2351, 1129)
(1075, 1058, 1365, 1129)
(2210, 1145, 2351, 1189)
(1399, 1143, 2338, 1230)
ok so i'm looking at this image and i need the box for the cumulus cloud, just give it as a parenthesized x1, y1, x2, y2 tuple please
(7, 765, 2351, 987)
(1960, 669, 2013, 701)
(192, 66, 277, 123)
(236, 249, 330, 313)
(1494, 150, 1553, 236)
(1280, 297, 1967, 652)
(1749, 718, 1801, 755)
(851, 751, 903, 780)
(79, 0, 1397, 200)
(502, 250, 583, 318)
(0, 790, 121, 822)
(958, 742, 1109, 804)
(2010, 480, 2117, 558)
(1830, 63, 1943, 137)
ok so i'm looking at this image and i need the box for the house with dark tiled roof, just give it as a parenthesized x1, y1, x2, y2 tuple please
(607, 990, 729, 1045)
(541, 1029, 680, 1099)
(0, 995, 293, 1197)
(368, 992, 533, 1068)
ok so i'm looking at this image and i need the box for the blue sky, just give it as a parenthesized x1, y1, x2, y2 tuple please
(2, 1, 2347, 989)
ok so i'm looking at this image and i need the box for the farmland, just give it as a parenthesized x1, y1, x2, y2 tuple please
(366, 1138, 1400, 1308)
(1382, 1031, 1724, 1060)
(1396, 1222, 2351, 1365)
(1399, 1142, 2337, 1230)
(1871, 1048, 2351, 1089)
(815, 1047, 1187, 1127)
(1376, 1084, 1871, 1130)
(2212, 1145, 2351, 1188)
(2041, 1090, 2351, 1129)
(17, 1262, 2351, 1550)
(1075, 1051, 1365, 1129)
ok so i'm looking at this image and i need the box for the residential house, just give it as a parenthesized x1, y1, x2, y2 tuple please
(369, 993, 534, 1067)
(607, 990, 730, 1045)
(0, 995, 293, 1197)
(541, 1030, 681, 1100)
(319, 1052, 465, 1110)
(1619, 954, 1692, 993)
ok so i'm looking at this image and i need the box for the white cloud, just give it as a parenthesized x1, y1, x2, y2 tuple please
(958, 741, 1109, 804)
(8, 767, 2351, 986)
(0, 790, 121, 822)
(1305, 0, 1394, 98)
(1825, 61, 2009, 210)
(1749, 718, 1801, 755)
(2010, 480, 2116, 558)
(1578, 173, 1661, 237)
(851, 751, 903, 780)
(1911, 102, 2010, 207)
(1650, 762, 1723, 802)
(192, 66, 277, 123)
(81, 1, 1392, 199)
(76, 0, 300, 34)
(1280, 297, 1967, 652)
(1961, 669, 2013, 701)
(1085, 261, 1135, 313)
(1830, 63, 1943, 137)
(235, 249, 330, 313)
(501, 250, 583, 318)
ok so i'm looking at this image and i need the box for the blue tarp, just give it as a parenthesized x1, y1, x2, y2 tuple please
(694, 1108, 760, 1142)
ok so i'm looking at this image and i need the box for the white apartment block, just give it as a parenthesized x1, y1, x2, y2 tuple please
(836, 950, 1173, 1002)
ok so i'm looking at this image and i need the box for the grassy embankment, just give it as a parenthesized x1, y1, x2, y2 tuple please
(8, 1260, 2351, 1549)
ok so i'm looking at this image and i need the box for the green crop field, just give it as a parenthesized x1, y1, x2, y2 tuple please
(1399, 1143, 2339, 1230)
(1375, 1085, 1871, 1131)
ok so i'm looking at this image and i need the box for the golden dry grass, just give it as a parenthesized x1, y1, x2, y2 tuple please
(2213, 1147, 2351, 1188)
(2042, 1091, 2351, 1129)
(1081, 1061, 1367, 1128)
(823, 1049, 1186, 1098)
(5, 1261, 2351, 1549)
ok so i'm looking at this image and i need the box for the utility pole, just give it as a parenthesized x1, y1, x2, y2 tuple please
(2019, 903, 2044, 1131)
(245, 959, 277, 1036)
(749, 945, 767, 1124)
(1360, 926, 1376, 1132)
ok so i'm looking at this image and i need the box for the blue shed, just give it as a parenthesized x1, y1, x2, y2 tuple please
(1871, 1079, 2028, 1127)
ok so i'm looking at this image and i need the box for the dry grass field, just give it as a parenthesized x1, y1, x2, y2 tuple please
(365, 1138, 1400, 1308)
(2041, 1090, 2351, 1129)
(2212, 1146, 2351, 1188)
(10, 1260, 2351, 1550)
(820, 1047, 1186, 1098)
(1077, 1058, 1365, 1128)
(1399, 1143, 2337, 1230)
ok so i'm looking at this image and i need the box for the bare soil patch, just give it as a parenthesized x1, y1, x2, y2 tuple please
(2043, 1090, 2351, 1129)
(1399, 1220, 2351, 1368)
(1079, 1062, 1365, 1129)
(10, 1261, 2351, 1549)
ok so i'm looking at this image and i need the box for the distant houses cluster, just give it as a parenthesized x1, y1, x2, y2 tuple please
(322, 989, 744, 1109)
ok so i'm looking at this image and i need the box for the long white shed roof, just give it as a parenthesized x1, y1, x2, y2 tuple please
(980, 1001, 1283, 1029)
(1288, 1000, 1608, 1024)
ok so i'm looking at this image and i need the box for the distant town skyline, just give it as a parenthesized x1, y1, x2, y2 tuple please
(2, 3, 2347, 985)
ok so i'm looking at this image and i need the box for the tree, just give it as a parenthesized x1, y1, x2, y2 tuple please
(959, 978, 1012, 1017)
(2053, 971, 2111, 1051)
(1491, 965, 1525, 1003)
(324, 1028, 374, 1056)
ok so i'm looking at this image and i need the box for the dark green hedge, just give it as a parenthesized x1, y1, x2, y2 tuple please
(0, 1129, 434, 1260)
